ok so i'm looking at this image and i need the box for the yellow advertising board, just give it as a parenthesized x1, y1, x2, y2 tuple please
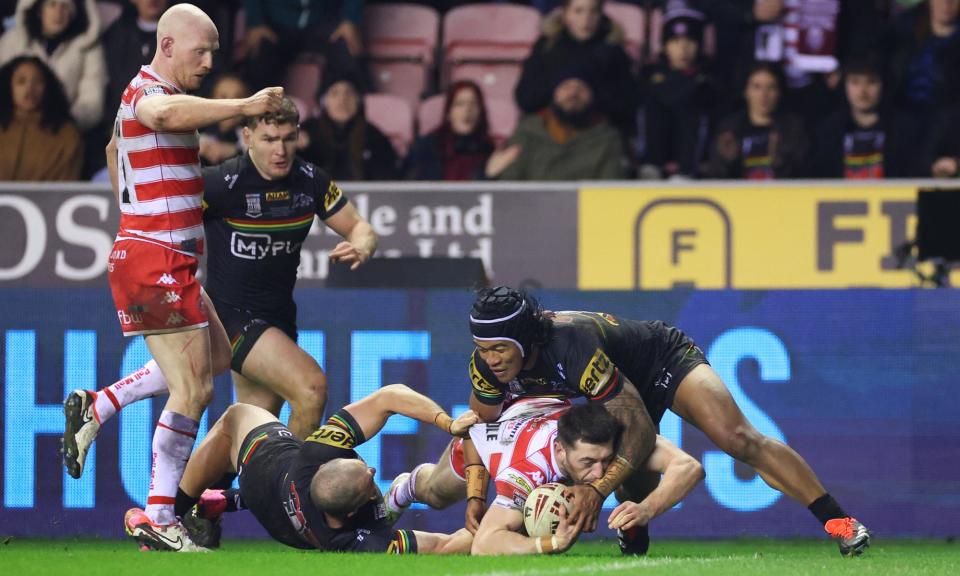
(578, 184, 960, 289)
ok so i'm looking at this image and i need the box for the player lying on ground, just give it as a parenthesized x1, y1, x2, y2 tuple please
(465, 286, 871, 556)
(62, 96, 377, 479)
(386, 398, 703, 555)
(155, 384, 477, 553)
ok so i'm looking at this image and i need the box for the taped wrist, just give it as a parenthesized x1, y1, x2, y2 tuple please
(465, 463, 489, 501)
(589, 455, 634, 498)
(433, 411, 453, 434)
(535, 535, 558, 554)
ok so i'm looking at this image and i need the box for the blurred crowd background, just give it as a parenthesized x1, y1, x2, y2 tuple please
(1, 0, 958, 183)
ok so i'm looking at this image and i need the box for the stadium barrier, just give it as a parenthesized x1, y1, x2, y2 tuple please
(3, 181, 959, 290)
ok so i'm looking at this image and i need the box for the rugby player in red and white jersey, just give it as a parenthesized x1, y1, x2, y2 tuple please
(386, 398, 704, 555)
(88, 3, 284, 552)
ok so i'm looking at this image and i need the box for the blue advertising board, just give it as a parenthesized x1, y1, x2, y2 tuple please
(1, 289, 958, 540)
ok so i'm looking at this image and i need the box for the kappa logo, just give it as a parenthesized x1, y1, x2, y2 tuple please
(161, 291, 182, 304)
(166, 312, 186, 326)
(529, 470, 544, 485)
(156, 273, 178, 286)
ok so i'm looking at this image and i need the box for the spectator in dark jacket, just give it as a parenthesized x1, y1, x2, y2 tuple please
(514, 0, 637, 136)
(925, 107, 960, 178)
(239, 0, 366, 90)
(101, 0, 166, 123)
(639, 2, 719, 179)
(404, 80, 493, 181)
(810, 57, 919, 179)
(886, 0, 960, 129)
(704, 62, 807, 179)
(299, 70, 398, 181)
(199, 72, 250, 165)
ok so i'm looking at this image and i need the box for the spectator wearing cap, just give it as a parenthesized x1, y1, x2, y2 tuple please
(703, 61, 807, 179)
(403, 80, 494, 181)
(514, 0, 637, 137)
(810, 57, 920, 179)
(239, 0, 366, 91)
(298, 70, 399, 181)
(638, 2, 719, 179)
(487, 66, 627, 180)
(0, 0, 106, 131)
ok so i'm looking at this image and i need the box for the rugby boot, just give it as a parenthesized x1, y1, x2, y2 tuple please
(62, 390, 100, 479)
(383, 472, 411, 525)
(125, 508, 208, 552)
(825, 517, 871, 557)
(618, 524, 650, 556)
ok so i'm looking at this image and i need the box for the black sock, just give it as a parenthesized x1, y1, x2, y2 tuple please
(174, 487, 200, 519)
(223, 488, 245, 512)
(808, 493, 848, 524)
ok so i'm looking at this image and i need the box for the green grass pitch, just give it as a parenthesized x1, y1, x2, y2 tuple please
(1, 538, 957, 575)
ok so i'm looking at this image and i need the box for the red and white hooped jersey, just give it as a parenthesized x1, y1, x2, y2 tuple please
(114, 66, 204, 256)
(468, 397, 571, 511)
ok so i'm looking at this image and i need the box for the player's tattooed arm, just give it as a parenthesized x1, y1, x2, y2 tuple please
(341, 383, 478, 441)
(567, 380, 655, 531)
(472, 506, 581, 555)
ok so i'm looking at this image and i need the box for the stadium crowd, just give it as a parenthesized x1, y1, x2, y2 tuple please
(1, 0, 958, 182)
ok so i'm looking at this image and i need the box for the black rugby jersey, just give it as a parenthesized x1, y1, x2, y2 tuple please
(470, 311, 696, 406)
(202, 154, 347, 312)
(272, 409, 417, 553)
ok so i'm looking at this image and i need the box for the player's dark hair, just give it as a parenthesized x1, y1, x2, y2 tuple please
(244, 96, 300, 129)
(310, 459, 370, 518)
(469, 286, 552, 357)
(557, 404, 624, 455)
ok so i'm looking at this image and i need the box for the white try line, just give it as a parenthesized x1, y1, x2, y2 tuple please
(451, 556, 733, 576)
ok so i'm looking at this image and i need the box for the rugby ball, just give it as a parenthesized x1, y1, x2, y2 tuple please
(522, 482, 573, 537)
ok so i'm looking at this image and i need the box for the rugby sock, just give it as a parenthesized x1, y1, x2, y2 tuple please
(391, 463, 428, 510)
(174, 487, 199, 519)
(808, 493, 848, 524)
(92, 360, 168, 424)
(144, 411, 199, 525)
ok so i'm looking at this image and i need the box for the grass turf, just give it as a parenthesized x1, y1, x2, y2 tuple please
(0, 538, 956, 575)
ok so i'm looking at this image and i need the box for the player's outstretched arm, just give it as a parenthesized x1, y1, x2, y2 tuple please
(342, 383, 478, 441)
(135, 86, 284, 132)
(411, 528, 474, 554)
(472, 505, 581, 556)
(607, 435, 704, 531)
(326, 201, 378, 271)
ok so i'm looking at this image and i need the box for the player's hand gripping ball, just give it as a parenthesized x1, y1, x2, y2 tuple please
(523, 483, 573, 537)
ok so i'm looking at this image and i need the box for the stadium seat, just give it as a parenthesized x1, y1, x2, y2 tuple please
(96, 1, 123, 32)
(364, 94, 414, 158)
(442, 4, 541, 98)
(647, 8, 716, 63)
(417, 93, 445, 136)
(604, 1, 646, 67)
(363, 3, 440, 109)
(283, 58, 324, 105)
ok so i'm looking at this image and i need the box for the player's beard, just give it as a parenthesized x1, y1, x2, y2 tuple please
(551, 102, 595, 130)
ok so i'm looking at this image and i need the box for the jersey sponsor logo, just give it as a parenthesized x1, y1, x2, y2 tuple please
(580, 349, 615, 397)
(117, 310, 144, 325)
(470, 355, 502, 398)
(161, 291, 181, 304)
(324, 181, 343, 211)
(292, 193, 314, 209)
(306, 424, 357, 449)
(156, 273, 178, 285)
(266, 191, 290, 202)
(245, 193, 262, 218)
(505, 471, 533, 494)
(230, 231, 303, 260)
(166, 312, 186, 326)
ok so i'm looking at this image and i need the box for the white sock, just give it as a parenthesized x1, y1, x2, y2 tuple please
(391, 463, 428, 510)
(144, 411, 198, 525)
(92, 360, 169, 425)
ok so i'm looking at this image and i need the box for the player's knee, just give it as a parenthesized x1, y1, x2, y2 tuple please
(289, 372, 327, 414)
(723, 424, 765, 463)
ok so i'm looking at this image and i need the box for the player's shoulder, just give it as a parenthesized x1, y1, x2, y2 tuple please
(290, 157, 330, 184)
(202, 155, 243, 190)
